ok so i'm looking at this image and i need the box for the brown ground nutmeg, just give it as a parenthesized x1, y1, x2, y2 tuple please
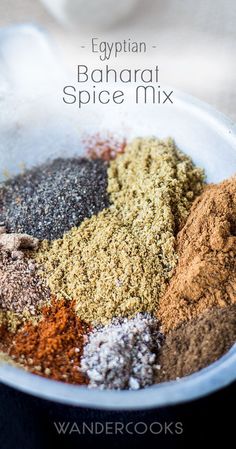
(156, 304, 236, 382)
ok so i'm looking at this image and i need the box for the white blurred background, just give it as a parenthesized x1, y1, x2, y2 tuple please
(0, 0, 235, 120)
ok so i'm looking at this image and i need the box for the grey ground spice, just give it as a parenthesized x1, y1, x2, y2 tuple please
(36, 138, 204, 324)
(0, 251, 50, 316)
(156, 305, 236, 382)
(0, 157, 109, 240)
(81, 314, 164, 390)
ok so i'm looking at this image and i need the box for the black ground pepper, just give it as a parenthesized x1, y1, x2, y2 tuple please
(0, 158, 109, 240)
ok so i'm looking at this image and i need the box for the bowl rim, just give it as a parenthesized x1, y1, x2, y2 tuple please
(0, 88, 236, 410)
(0, 344, 236, 410)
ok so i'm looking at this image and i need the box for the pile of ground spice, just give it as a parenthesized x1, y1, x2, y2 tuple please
(0, 351, 16, 366)
(84, 133, 126, 161)
(81, 314, 163, 390)
(156, 304, 236, 381)
(0, 251, 49, 317)
(36, 138, 204, 324)
(8, 298, 90, 384)
(0, 227, 38, 259)
(108, 138, 204, 232)
(0, 309, 8, 335)
(0, 308, 28, 334)
(0, 311, 18, 359)
(0, 158, 109, 240)
(158, 177, 236, 332)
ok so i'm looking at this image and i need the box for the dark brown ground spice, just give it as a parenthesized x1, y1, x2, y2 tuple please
(156, 304, 236, 382)
(7, 298, 91, 384)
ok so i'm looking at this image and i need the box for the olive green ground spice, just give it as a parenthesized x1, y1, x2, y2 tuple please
(108, 138, 204, 234)
(0, 351, 16, 365)
(0, 308, 25, 333)
(36, 138, 204, 324)
(156, 304, 236, 382)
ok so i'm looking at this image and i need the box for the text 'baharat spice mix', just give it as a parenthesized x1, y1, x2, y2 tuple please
(0, 135, 236, 390)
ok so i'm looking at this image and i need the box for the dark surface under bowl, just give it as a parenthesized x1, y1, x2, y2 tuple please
(0, 380, 235, 449)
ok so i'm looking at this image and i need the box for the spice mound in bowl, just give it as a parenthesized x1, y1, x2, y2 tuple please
(0, 136, 236, 390)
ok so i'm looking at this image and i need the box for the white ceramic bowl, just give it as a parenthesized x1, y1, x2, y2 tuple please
(0, 84, 236, 410)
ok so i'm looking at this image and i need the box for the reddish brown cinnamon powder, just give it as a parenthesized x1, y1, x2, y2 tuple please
(8, 298, 90, 384)
(158, 177, 236, 332)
